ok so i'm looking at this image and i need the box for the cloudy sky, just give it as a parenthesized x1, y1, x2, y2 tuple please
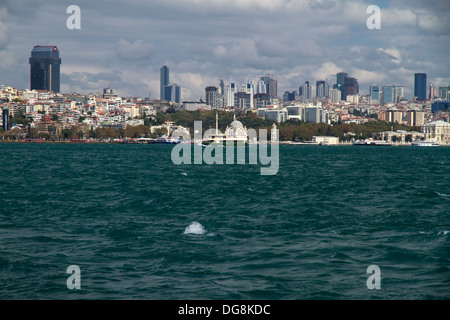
(0, 0, 449, 100)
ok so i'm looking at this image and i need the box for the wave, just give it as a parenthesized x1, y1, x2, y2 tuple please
(183, 221, 207, 235)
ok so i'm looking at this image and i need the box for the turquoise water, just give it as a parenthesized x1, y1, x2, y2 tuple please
(0, 143, 449, 299)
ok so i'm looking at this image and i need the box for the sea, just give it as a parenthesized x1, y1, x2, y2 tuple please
(0, 143, 449, 300)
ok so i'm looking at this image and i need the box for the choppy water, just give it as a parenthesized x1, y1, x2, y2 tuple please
(0, 143, 449, 299)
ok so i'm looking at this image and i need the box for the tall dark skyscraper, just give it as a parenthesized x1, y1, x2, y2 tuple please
(29, 46, 61, 93)
(414, 73, 427, 100)
(335, 72, 348, 100)
(344, 77, 359, 98)
(160, 66, 169, 100)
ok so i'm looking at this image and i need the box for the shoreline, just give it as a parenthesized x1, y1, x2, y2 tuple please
(0, 140, 446, 146)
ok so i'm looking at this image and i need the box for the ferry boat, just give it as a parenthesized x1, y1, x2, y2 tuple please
(352, 138, 392, 146)
(412, 140, 439, 146)
(153, 136, 180, 144)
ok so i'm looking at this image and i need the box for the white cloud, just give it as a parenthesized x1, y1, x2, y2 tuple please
(311, 62, 342, 81)
(377, 48, 402, 64)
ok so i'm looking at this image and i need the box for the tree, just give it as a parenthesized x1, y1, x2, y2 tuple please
(62, 128, 74, 140)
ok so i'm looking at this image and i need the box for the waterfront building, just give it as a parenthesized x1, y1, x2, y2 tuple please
(29, 46, 61, 93)
(421, 120, 450, 144)
(414, 73, 427, 100)
(312, 136, 339, 145)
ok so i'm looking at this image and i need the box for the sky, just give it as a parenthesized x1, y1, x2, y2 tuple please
(0, 0, 449, 100)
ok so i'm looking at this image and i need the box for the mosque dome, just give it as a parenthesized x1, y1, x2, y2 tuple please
(229, 115, 244, 128)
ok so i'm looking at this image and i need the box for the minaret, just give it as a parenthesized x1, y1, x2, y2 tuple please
(271, 123, 278, 143)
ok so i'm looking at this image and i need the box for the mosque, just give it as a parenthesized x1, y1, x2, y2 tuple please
(204, 113, 248, 145)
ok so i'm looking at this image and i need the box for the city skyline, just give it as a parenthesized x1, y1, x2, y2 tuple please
(0, 0, 449, 100)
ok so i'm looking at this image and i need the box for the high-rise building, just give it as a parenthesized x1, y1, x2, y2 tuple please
(316, 80, 329, 98)
(29, 45, 61, 93)
(160, 66, 170, 100)
(256, 79, 266, 94)
(300, 81, 312, 100)
(205, 86, 223, 109)
(335, 72, 348, 100)
(164, 83, 181, 103)
(330, 88, 341, 103)
(438, 86, 450, 99)
(395, 86, 404, 102)
(2, 108, 9, 131)
(224, 82, 237, 107)
(429, 83, 437, 100)
(260, 75, 277, 98)
(370, 85, 380, 103)
(414, 73, 427, 100)
(254, 93, 270, 109)
(382, 86, 395, 104)
(406, 110, 425, 126)
(234, 91, 252, 109)
(343, 77, 359, 99)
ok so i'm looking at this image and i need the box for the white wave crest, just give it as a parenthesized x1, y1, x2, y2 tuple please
(183, 221, 207, 235)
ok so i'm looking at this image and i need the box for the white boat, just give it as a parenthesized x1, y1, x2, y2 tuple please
(352, 138, 392, 146)
(412, 140, 439, 146)
(153, 136, 180, 144)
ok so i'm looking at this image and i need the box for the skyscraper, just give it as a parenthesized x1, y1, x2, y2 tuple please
(205, 86, 223, 109)
(382, 85, 395, 104)
(335, 72, 348, 100)
(316, 80, 329, 98)
(29, 46, 61, 93)
(370, 85, 380, 103)
(343, 77, 359, 99)
(300, 81, 312, 100)
(160, 66, 169, 100)
(2, 108, 9, 131)
(260, 75, 277, 98)
(164, 83, 181, 103)
(414, 73, 427, 100)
